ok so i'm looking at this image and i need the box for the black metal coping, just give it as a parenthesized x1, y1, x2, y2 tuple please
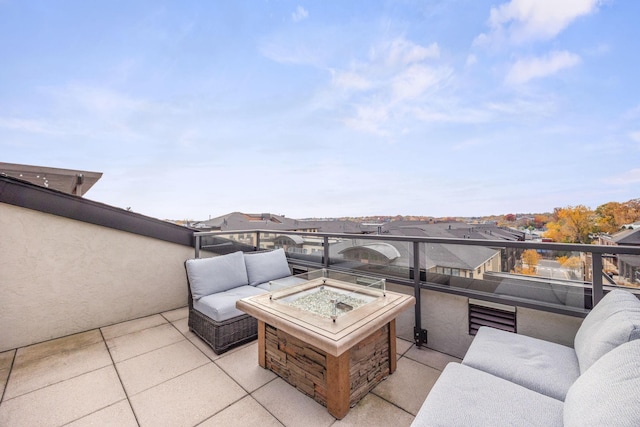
(0, 174, 194, 247)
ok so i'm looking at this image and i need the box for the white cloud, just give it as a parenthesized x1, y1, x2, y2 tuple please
(331, 70, 372, 91)
(411, 106, 492, 124)
(606, 168, 640, 185)
(391, 65, 450, 102)
(505, 50, 581, 84)
(292, 6, 308, 23)
(475, 0, 602, 46)
(383, 38, 440, 65)
(451, 138, 486, 151)
(343, 104, 390, 136)
(0, 117, 60, 135)
(465, 54, 477, 67)
(259, 39, 321, 66)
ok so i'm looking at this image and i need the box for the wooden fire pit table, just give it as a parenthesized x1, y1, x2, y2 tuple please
(236, 270, 415, 419)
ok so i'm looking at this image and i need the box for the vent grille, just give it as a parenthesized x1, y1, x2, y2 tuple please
(469, 300, 516, 336)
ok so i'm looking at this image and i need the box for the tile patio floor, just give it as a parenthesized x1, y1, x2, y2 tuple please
(0, 307, 460, 427)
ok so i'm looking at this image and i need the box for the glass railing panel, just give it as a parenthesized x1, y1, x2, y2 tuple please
(326, 238, 412, 280)
(198, 232, 257, 256)
(422, 243, 589, 310)
(260, 232, 325, 265)
(610, 253, 640, 290)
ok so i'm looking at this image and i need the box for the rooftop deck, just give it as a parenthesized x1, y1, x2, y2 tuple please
(0, 306, 458, 427)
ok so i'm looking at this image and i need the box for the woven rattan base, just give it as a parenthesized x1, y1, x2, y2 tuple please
(188, 308, 258, 354)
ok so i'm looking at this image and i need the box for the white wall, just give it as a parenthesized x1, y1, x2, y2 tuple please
(0, 203, 194, 351)
(389, 284, 583, 359)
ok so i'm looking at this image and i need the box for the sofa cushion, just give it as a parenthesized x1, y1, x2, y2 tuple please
(244, 249, 291, 286)
(193, 285, 267, 322)
(462, 326, 579, 401)
(186, 251, 249, 299)
(411, 363, 564, 427)
(574, 289, 640, 373)
(564, 339, 640, 427)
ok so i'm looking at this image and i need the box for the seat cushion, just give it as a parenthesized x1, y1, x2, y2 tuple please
(462, 326, 579, 401)
(564, 339, 640, 427)
(193, 285, 267, 322)
(244, 248, 292, 286)
(411, 363, 564, 427)
(186, 251, 249, 299)
(574, 289, 640, 373)
(255, 275, 308, 291)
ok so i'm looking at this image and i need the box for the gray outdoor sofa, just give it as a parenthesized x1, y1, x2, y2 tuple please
(412, 289, 640, 426)
(185, 248, 305, 354)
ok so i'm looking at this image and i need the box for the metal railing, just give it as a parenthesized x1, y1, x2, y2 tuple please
(193, 229, 640, 345)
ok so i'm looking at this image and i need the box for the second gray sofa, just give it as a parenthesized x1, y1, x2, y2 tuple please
(412, 289, 640, 426)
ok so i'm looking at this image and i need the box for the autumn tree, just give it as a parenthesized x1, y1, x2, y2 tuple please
(557, 255, 581, 269)
(596, 200, 640, 233)
(543, 205, 597, 243)
(533, 214, 551, 229)
(515, 249, 542, 275)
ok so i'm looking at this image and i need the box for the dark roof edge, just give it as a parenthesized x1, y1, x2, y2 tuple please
(0, 175, 194, 247)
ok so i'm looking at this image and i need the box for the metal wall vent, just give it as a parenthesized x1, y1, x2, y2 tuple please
(468, 299, 516, 336)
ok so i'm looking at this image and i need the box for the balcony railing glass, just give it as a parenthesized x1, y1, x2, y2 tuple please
(194, 230, 640, 320)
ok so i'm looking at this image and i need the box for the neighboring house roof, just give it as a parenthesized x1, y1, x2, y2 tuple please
(194, 212, 308, 232)
(382, 221, 524, 241)
(424, 243, 498, 271)
(618, 254, 640, 268)
(611, 228, 640, 246)
(0, 162, 102, 197)
(332, 238, 499, 270)
(195, 213, 376, 234)
(298, 220, 377, 234)
(275, 234, 305, 245)
(339, 242, 401, 261)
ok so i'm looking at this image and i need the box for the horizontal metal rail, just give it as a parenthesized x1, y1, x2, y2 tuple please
(193, 229, 640, 343)
(194, 229, 640, 255)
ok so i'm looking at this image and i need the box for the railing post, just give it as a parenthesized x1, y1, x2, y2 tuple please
(413, 241, 427, 347)
(256, 231, 261, 251)
(323, 236, 330, 268)
(194, 234, 200, 258)
(592, 253, 604, 306)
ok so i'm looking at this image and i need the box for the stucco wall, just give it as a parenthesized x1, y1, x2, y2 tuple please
(517, 307, 582, 347)
(389, 284, 583, 359)
(0, 202, 194, 352)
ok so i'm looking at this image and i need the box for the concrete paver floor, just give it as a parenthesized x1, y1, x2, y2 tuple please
(0, 307, 458, 427)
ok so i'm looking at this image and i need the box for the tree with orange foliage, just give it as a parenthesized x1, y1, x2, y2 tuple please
(543, 205, 596, 243)
(557, 255, 581, 269)
(596, 200, 640, 233)
(515, 249, 542, 275)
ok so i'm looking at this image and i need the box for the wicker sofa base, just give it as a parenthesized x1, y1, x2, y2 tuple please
(188, 308, 258, 354)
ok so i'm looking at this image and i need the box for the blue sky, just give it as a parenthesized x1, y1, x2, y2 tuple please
(2, 0, 639, 220)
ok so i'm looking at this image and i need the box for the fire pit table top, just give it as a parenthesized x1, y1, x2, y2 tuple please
(236, 269, 415, 357)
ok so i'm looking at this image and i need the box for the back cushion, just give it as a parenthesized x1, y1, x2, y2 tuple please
(564, 339, 640, 427)
(574, 289, 640, 373)
(185, 251, 249, 299)
(244, 248, 291, 286)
